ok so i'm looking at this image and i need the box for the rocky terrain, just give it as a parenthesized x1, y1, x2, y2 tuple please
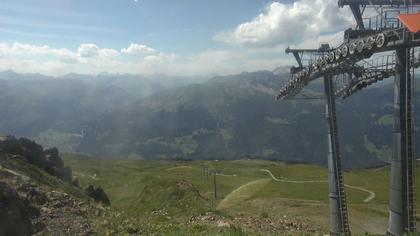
(0, 168, 97, 235)
(0, 136, 113, 236)
(188, 211, 318, 234)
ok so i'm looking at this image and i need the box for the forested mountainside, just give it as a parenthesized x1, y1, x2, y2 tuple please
(78, 71, 411, 168)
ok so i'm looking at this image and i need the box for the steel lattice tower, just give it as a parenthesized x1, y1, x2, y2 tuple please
(276, 1, 420, 235)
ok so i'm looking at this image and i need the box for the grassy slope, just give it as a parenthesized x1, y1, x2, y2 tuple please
(63, 154, 420, 235)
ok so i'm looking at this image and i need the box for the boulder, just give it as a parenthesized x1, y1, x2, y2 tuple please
(85, 185, 110, 206)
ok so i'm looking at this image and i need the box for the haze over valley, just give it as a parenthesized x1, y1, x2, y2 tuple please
(0, 70, 417, 168)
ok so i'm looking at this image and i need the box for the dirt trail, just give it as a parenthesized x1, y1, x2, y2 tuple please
(345, 184, 376, 203)
(166, 166, 196, 171)
(260, 169, 325, 183)
(166, 165, 237, 177)
(216, 173, 237, 177)
(259, 169, 375, 203)
(217, 178, 271, 209)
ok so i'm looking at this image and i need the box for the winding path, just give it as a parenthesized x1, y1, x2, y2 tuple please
(165, 166, 375, 202)
(216, 173, 237, 177)
(259, 169, 375, 203)
(345, 184, 376, 203)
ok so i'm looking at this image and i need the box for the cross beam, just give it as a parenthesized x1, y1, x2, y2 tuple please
(338, 0, 420, 6)
(285, 45, 330, 69)
(349, 4, 365, 29)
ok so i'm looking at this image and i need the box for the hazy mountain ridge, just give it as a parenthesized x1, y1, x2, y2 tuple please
(78, 71, 408, 168)
(0, 71, 202, 151)
(0, 70, 416, 168)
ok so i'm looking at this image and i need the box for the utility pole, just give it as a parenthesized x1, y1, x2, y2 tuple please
(213, 170, 217, 199)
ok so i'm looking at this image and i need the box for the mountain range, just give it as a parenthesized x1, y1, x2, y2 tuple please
(0, 70, 416, 168)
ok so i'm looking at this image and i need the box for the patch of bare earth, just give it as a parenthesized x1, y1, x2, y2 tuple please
(188, 211, 318, 235)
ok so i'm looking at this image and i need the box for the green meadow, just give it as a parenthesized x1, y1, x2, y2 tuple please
(63, 154, 420, 235)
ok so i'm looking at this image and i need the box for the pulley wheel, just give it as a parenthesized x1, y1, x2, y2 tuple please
(376, 33, 386, 48)
(349, 42, 357, 55)
(356, 40, 364, 53)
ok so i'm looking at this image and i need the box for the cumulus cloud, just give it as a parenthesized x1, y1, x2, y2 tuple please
(78, 43, 99, 57)
(144, 52, 175, 63)
(214, 0, 353, 47)
(121, 43, 155, 54)
(0, 43, 75, 57)
(127, 50, 289, 76)
(0, 42, 123, 74)
(98, 48, 120, 59)
(0, 42, 290, 76)
(0, 42, 80, 64)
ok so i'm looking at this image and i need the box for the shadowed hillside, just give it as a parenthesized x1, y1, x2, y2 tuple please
(0, 70, 418, 168)
(79, 71, 418, 168)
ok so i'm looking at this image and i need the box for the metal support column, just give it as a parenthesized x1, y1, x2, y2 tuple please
(324, 75, 351, 236)
(388, 47, 416, 235)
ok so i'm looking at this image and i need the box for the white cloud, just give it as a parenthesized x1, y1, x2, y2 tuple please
(125, 50, 289, 76)
(0, 42, 291, 76)
(214, 0, 353, 48)
(0, 43, 80, 63)
(0, 43, 71, 57)
(98, 48, 120, 59)
(0, 42, 123, 74)
(121, 43, 155, 54)
(78, 43, 99, 58)
(144, 52, 175, 62)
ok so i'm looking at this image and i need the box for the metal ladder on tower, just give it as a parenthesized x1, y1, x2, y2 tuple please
(332, 110, 351, 234)
(327, 78, 351, 235)
(405, 48, 416, 232)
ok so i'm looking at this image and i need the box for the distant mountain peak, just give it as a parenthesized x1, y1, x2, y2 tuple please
(272, 66, 289, 75)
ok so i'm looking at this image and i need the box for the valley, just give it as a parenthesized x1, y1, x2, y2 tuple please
(1, 70, 417, 169)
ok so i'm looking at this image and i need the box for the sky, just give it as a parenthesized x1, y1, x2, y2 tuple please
(0, 0, 355, 76)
